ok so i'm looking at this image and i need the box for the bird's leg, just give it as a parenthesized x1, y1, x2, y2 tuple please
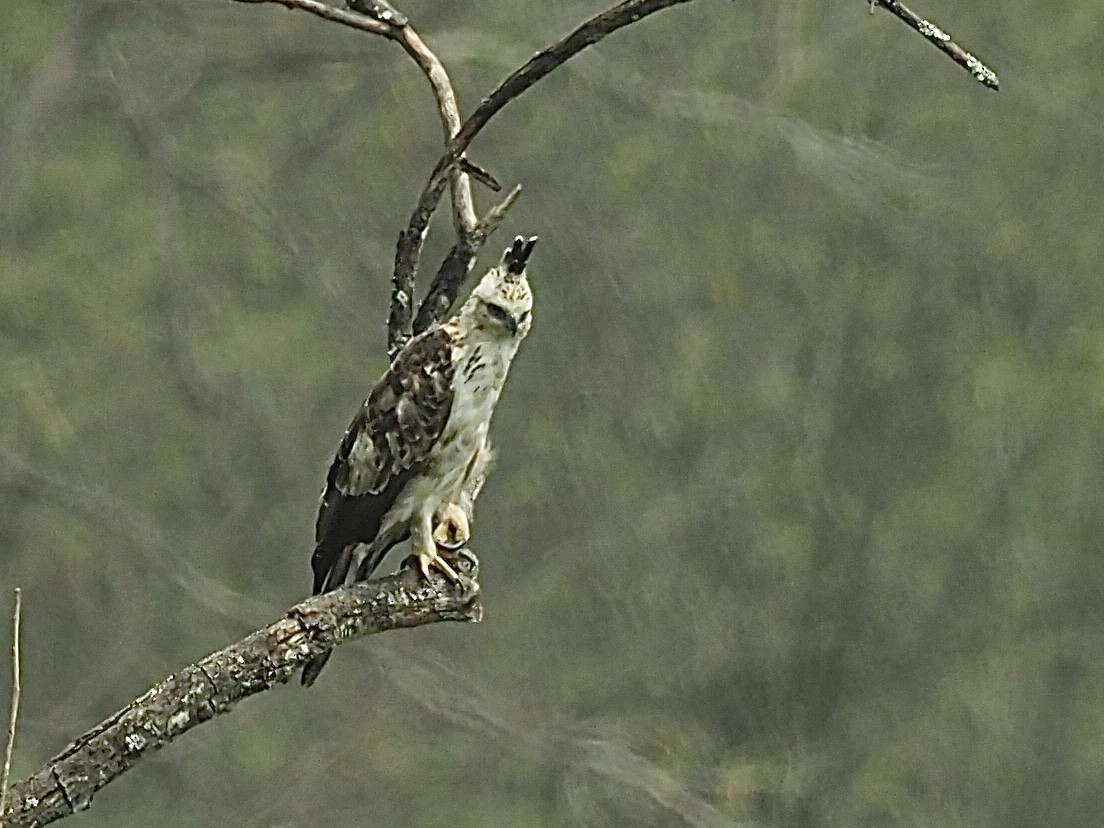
(416, 507, 461, 583)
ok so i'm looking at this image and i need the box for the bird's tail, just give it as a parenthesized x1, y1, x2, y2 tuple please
(300, 650, 333, 688)
(300, 541, 355, 687)
(353, 540, 393, 582)
(300, 535, 400, 687)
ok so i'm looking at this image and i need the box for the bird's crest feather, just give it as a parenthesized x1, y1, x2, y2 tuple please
(503, 235, 538, 278)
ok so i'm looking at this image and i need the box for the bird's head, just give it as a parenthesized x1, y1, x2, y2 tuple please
(468, 236, 536, 339)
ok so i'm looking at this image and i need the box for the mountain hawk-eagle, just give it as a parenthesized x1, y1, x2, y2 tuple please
(301, 236, 537, 686)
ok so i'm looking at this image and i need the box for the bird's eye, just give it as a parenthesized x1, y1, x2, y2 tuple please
(486, 303, 509, 321)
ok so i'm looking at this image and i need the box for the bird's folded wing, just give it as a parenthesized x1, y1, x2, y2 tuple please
(314, 326, 457, 549)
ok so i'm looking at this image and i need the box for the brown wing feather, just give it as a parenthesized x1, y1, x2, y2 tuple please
(310, 327, 456, 594)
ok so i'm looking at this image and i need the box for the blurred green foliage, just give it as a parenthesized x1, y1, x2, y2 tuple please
(3, 1, 1104, 826)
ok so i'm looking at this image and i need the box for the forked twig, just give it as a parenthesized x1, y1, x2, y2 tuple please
(871, 0, 999, 90)
(394, 0, 1000, 323)
(1, 589, 21, 813)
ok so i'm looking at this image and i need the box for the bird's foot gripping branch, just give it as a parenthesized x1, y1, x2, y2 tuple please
(293, 550, 483, 656)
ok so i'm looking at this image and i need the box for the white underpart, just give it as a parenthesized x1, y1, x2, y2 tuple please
(381, 320, 522, 572)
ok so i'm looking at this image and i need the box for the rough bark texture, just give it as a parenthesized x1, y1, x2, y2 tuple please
(0, 557, 481, 828)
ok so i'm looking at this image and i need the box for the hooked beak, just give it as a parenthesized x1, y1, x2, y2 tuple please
(505, 314, 520, 336)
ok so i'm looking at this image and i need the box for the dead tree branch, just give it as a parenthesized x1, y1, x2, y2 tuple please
(234, 0, 998, 356)
(413, 183, 523, 335)
(396, 0, 1000, 335)
(0, 558, 481, 828)
(871, 0, 999, 90)
(228, 0, 484, 354)
(230, 0, 393, 35)
(394, 0, 698, 338)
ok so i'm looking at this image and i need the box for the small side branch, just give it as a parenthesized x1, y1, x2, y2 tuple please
(0, 560, 481, 828)
(229, 0, 395, 37)
(871, 0, 999, 90)
(1, 589, 21, 814)
(413, 184, 522, 335)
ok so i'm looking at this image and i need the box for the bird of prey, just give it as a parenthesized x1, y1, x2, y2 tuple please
(301, 236, 537, 686)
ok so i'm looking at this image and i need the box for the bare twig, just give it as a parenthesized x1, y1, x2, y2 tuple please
(229, 0, 394, 37)
(346, 0, 406, 26)
(871, 0, 999, 90)
(413, 184, 523, 334)
(386, 22, 481, 357)
(0, 558, 481, 828)
(459, 158, 502, 193)
(0, 589, 21, 814)
(395, 28, 478, 235)
(228, 0, 999, 354)
(393, 0, 698, 332)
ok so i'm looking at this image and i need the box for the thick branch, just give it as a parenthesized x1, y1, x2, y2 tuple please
(393, 0, 698, 327)
(0, 558, 481, 828)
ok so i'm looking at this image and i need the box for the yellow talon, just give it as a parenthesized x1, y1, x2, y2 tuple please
(419, 548, 461, 583)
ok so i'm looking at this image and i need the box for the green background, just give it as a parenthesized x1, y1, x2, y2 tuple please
(3, 1, 1103, 825)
